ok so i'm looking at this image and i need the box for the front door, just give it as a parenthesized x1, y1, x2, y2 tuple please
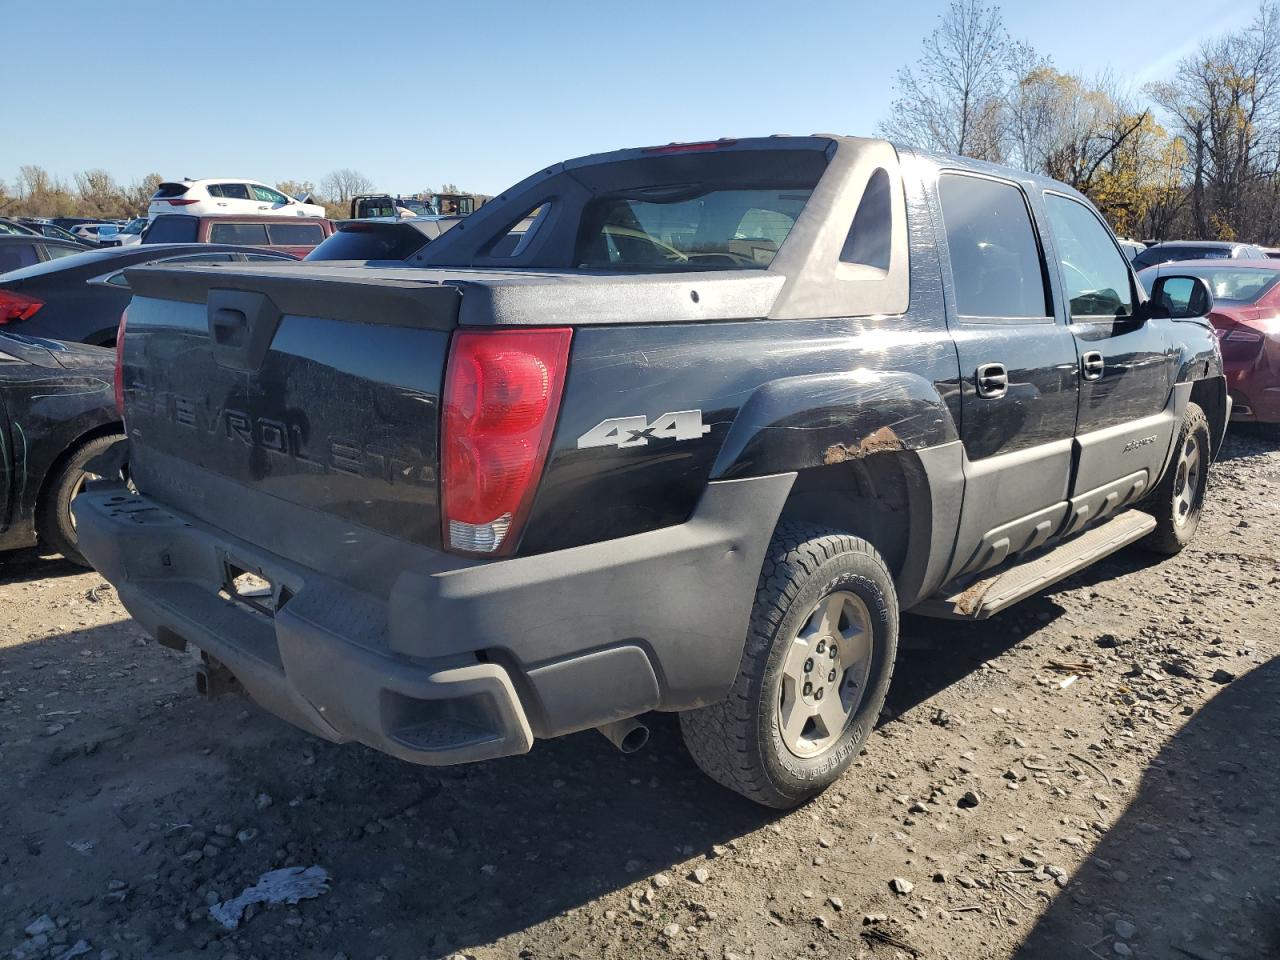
(934, 171, 1081, 579)
(1040, 192, 1178, 533)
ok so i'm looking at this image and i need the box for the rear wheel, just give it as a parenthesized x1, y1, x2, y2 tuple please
(1141, 402, 1211, 555)
(37, 434, 119, 567)
(680, 524, 898, 808)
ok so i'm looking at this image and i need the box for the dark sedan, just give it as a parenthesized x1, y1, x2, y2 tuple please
(1132, 240, 1266, 271)
(0, 234, 87, 274)
(0, 333, 124, 565)
(0, 243, 297, 345)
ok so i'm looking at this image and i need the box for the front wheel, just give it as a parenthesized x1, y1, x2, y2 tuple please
(680, 524, 898, 809)
(1141, 401, 1211, 555)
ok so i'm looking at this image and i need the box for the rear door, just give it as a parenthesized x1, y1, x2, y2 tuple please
(935, 171, 1081, 579)
(1041, 192, 1178, 531)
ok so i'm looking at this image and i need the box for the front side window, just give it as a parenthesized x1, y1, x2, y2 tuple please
(576, 188, 810, 270)
(939, 173, 1049, 319)
(251, 185, 289, 205)
(1044, 193, 1134, 320)
(209, 223, 269, 245)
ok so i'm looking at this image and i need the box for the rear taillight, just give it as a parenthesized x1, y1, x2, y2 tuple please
(114, 309, 128, 414)
(1218, 327, 1265, 361)
(0, 289, 44, 324)
(441, 328, 572, 556)
(166, 198, 199, 206)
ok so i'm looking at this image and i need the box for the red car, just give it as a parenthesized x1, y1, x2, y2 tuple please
(1139, 259, 1280, 428)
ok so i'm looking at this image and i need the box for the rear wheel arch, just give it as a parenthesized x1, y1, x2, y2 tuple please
(775, 450, 941, 606)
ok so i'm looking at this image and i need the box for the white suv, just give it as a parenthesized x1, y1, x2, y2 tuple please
(149, 179, 326, 219)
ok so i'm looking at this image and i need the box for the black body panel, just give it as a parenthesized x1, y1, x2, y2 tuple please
(0, 334, 120, 551)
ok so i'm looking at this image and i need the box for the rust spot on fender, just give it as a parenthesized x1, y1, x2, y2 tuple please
(822, 426, 904, 465)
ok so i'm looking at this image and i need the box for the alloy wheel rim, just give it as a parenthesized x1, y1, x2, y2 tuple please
(1172, 431, 1202, 527)
(777, 590, 873, 759)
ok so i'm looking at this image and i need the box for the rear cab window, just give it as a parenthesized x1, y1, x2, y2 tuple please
(577, 188, 810, 270)
(938, 173, 1050, 320)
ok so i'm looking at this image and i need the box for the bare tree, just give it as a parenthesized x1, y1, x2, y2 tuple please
(1147, 2, 1280, 239)
(321, 168, 374, 203)
(121, 173, 164, 215)
(878, 0, 1025, 160)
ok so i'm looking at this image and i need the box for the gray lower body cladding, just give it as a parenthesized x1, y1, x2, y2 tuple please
(72, 473, 795, 765)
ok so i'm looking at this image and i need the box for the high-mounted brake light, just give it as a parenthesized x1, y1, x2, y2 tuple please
(441, 328, 572, 556)
(114, 309, 128, 414)
(0, 289, 44, 324)
(641, 139, 737, 155)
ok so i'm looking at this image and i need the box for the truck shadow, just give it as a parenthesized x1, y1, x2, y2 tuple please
(0, 547, 88, 584)
(1011, 654, 1280, 959)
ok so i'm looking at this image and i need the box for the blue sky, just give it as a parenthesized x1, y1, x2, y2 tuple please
(3, 0, 1261, 196)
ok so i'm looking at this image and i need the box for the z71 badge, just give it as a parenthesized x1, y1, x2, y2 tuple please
(577, 409, 711, 449)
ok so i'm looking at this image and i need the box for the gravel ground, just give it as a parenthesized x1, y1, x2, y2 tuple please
(2, 429, 1277, 960)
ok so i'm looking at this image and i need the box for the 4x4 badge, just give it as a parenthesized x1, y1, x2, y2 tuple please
(577, 410, 711, 449)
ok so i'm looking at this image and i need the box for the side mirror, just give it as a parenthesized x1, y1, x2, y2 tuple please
(1147, 275, 1213, 320)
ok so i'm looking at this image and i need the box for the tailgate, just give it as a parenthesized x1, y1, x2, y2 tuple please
(120, 263, 459, 557)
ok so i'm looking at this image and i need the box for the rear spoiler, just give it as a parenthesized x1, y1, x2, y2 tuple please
(124, 264, 460, 331)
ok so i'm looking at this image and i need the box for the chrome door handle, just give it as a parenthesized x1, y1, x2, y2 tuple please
(1082, 351, 1105, 381)
(976, 362, 1008, 399)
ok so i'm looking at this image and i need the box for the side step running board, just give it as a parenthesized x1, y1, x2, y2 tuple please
(916, 510, 1156, 620)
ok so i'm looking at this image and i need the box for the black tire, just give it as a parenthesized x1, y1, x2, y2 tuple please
(37, 434, 119, 567)
(680, 523, 898, 809)
(1141, 402, 1211, 556)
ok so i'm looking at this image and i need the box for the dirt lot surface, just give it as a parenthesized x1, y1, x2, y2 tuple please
(2, 430, 1278, 960)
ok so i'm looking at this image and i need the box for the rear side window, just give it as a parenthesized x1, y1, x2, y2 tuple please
(841, 167, 893, 271)
(209, 223, 269, 245)
(939, 174, 1049, 319)
(209, 183, 252, 200)
(43, 244, 80, 260)
(266, 222, 325, 245)
(0, 243, 39, 273)
(306, 223, 432, 261)
(1043, 193, 1134, 320)
(142, 216, 198, 243)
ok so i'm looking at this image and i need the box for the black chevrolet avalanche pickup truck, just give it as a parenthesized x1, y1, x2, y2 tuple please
(76, 136, 1226, 808)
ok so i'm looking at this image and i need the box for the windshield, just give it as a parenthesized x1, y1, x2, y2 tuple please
(122, 219, 146, 235)
(576, 188, 811, 270)
(1140, 266, 1280, 304)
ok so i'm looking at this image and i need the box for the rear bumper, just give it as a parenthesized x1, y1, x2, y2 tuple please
(72, 473, 792, 765)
